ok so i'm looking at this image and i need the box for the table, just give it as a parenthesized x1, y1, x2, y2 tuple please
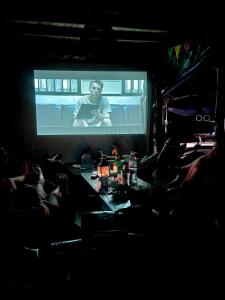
(80, 172, 152, 212)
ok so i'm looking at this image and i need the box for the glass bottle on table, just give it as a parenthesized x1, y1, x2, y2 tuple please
(113, 156, 122, 176)
(128, 151, 137, 186)
(81, 147, 93, 170)
(122, 162, 128, 185)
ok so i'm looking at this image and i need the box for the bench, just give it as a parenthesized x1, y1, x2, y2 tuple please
(36, 104, 143, 128)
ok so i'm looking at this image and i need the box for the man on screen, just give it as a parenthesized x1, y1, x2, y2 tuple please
(73, 80, 112, 127)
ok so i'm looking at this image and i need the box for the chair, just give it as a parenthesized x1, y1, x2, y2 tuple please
(6, 207, 82, 297)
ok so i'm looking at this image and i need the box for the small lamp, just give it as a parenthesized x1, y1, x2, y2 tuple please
(97, 164, 110, 178)
(97, 152, 110, 194)
(97, 153, 110, 178)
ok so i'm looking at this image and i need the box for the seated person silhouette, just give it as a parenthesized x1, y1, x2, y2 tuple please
(73, 80, 112, 127)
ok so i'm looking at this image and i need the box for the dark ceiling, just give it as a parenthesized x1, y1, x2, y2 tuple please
(2, 6, 220, 70)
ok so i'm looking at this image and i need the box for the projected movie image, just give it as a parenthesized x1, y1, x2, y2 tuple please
(34, 70, 148, 135)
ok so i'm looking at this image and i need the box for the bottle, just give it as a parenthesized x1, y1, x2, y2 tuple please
(122, 162, 128, 185)
(113, 156, 122, 175)
(82, 151, 92, 170)
(128, 151, 137, 186)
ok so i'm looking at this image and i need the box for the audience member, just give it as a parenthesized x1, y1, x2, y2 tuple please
(1, 148, 74, 222)
(104, 143, 129, 160)
(0, 146, 23, 177)
(174, 135, 225, 233)
(138, 137, 186, 188)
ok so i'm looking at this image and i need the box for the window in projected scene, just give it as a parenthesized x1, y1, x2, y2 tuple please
(34, 70, 149, 135)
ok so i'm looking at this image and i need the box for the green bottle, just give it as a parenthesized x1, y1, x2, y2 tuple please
(113, 156, 122, 175)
